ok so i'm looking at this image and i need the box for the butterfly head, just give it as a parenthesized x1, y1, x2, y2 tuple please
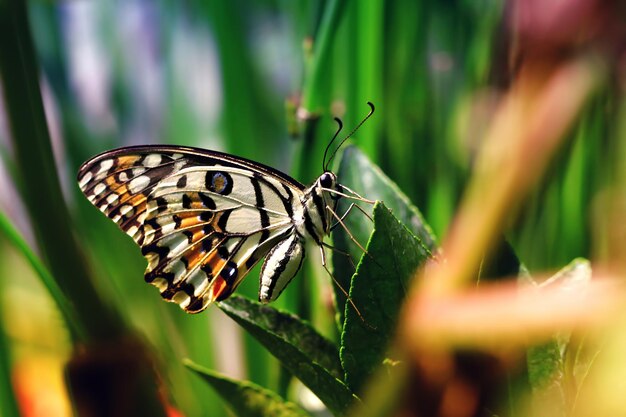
(316, 171, 342, 233)
(318, 171, 336, 190)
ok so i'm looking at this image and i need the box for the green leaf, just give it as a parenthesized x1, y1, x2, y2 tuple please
(184, 359, 310, 417)
(340, 203, 432, 394)
(333, 146, 437, 324)
(526, 258, 591, 417)
(219, 296, 358, 416)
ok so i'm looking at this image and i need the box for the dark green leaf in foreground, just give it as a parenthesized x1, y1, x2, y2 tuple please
(333, 146, 437, 324)
(340, 203, 432, 394)
(184, 359, 310, 417)
(219, 296, 357, 415)
(526, 258, 592, 417)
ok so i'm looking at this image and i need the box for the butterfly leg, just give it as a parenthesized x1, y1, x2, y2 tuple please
(318, 245, 352, 305)
(328, 207, 370, 256)
(259, 233, 305, 303)
(318, 245, 375, 329)
(328, 207, 385, 270)
(321, 241, 356, 270)
(330, 203, 372, 233)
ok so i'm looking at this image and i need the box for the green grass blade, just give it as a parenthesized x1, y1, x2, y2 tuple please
(0, 286, 20, 417)
(344, 1, 383, 158)
(301, 0, 347, 114)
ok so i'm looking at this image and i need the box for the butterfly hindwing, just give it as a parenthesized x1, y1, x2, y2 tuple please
(78, 146, 304, 313)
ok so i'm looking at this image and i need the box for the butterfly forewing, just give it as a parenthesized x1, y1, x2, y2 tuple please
(77, 146, 305, 313)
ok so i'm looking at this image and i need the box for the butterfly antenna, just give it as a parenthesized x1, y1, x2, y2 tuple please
(322, 118, 344, 172)
(325, 102, 375, 170)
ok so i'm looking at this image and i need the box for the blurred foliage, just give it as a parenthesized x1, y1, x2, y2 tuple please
(0, 0, 624, 416)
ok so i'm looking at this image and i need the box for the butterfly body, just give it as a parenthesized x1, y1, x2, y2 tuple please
(78, 145, 340, 313)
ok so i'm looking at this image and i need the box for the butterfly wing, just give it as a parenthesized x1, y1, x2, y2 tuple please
(77, 145, 305, 313)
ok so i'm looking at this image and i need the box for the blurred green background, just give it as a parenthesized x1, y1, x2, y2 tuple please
(0, 0, 619, 416)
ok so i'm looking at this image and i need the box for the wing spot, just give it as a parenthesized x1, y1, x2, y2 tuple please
(93, 183, 107, 196)
(168, 258, 187, 284)
(106, 193, 119, 205)
(143, 225, 155, 245)
(143, 154, 162, 168)
(202, 224, 213, 236)
(200, 263, 213, 277)
(220, 262, 238, 284)
(199, 193, 217, 209)
(173, 215, 182, 228)
(206, 172, 233, 195)
(120, 205, 134, 216)
(172, 291, 191, 309)
(79, 171, 93, 189)
(186, 270, 209, 296)
(128, 175, 150, 194)
(182, 194, 192, 209)
(145, 252, 159, 273)
(217, 210, 231, 231)
(176, 175, 187, 188)
(156, 197, 168, 212)
(151, 277, 169, 293)
(201, 235, 219, 253)
(217, 246, 229, 260)
(127, 225, 139, 237)
(97, 159, 114, 175)
(186, 294, 210, 313)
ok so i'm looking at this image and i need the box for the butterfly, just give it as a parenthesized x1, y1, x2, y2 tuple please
(77, 104, 374, 314)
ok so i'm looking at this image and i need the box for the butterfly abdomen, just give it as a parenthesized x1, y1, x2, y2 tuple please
(259, 233, 305, 302)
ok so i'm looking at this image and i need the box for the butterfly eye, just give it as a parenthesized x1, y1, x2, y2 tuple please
(319, 172, 335, 189)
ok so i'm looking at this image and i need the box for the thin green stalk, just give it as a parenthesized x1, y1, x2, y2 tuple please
(345, 1, 383, 159)
(0, 292, 20, 417)
(301, 0, 347, 114)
